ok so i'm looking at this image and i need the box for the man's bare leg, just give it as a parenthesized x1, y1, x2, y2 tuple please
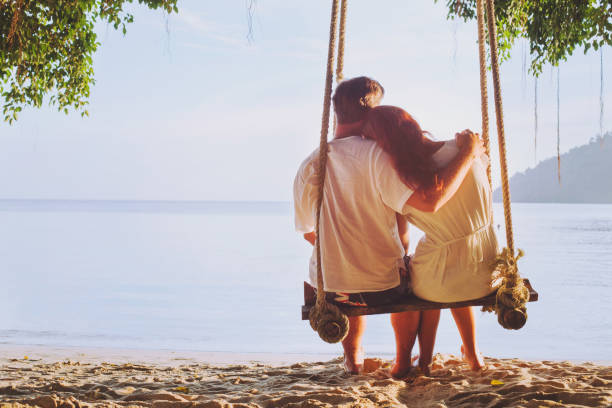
(451, 306, 485, 371)
(341, 315, 366, 374)
(389, 311, 421, 378)
(417, 309, 441, 375)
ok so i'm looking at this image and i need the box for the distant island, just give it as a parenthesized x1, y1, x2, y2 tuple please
(493, 133, 612, 203)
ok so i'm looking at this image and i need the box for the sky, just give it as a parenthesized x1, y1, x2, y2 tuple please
(0, 0, 609, 201)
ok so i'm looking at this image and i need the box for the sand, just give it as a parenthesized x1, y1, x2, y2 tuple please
(1, 347, 611, 408)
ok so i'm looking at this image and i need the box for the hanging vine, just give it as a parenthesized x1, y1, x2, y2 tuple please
(534, 77, 538, 163)
(246, 0, 257, 44)
(556, 67, 561, 183)
(601, 48, 605, 144)
(521, 39, 527, 94)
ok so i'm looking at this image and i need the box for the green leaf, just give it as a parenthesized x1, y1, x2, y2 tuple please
(0, 0, 178, 123)
(440, 0, 611, 77)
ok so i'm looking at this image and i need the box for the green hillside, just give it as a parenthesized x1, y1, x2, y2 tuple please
(493, 133, 612, 203)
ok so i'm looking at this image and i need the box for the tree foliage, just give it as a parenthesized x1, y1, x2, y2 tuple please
(0, 0, 178, 123)
(1, 1, 610, 123)
(438, 0, 611, 74)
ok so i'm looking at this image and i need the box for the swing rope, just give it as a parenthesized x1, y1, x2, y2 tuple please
(309, 0, 350, 344)
(479, 0, 530, 330)
(483, 0, 514, 254)
(336, 0, 347, 84)
(476, 0, 492, 188)
(332, 0, 348, 141)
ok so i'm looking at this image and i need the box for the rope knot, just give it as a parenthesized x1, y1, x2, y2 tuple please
(487, 247, 529, 329)
(309, 302, 349, 344)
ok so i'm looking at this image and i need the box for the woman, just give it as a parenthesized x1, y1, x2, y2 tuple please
(363, 105, 499, 374)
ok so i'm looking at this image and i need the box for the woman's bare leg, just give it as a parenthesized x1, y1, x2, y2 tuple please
(450, 306, 485, 371)
(341, 315, 366, 374)
(390, 311, 421, 378)
(417, 309, 441, 375)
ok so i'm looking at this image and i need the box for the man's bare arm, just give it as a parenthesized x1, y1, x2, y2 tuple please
(406, 130, 485, 213)
(396, 213, 409, 254)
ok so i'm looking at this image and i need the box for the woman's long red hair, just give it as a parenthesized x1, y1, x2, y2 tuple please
(364, 105, 442, 192)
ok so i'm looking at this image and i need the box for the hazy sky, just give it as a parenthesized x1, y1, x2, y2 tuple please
(0, 1, 609, 201)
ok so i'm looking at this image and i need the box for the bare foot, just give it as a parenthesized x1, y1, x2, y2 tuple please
(390, 354, 419, 379)
(461, 345, 485, 372)
(343, 348, 364, 375)
(413, 353, 433, 376)
(390, 363, 411, 379)
(418, 361, 431, 376)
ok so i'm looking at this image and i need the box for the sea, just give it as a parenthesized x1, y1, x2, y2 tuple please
(0, 201, 610, 363)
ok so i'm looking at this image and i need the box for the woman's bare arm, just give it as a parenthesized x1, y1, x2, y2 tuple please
(406, 130, 485, 213)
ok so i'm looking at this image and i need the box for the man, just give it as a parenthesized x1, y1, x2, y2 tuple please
(293, 76, 484, 375)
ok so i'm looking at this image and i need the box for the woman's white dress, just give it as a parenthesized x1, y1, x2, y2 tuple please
(406, 140, 499, 302)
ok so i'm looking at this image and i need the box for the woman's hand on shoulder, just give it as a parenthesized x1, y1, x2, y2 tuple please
(455, 129, 485, 158)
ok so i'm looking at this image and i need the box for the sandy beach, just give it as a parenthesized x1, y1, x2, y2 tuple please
(1, 346, 611, 408)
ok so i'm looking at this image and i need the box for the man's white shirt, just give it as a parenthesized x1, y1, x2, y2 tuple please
(294, 136, 413, 293)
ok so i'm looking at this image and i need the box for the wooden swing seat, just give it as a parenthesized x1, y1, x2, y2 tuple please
(301, 279, 538, 319)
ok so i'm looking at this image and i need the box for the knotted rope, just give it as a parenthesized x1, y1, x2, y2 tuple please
(490, 248, 530, 329)
(309, 0, 349, 344)
(479, 0, 528, 329)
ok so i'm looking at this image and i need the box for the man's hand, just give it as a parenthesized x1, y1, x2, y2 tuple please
(304, 231, 316, 246)
(455, 129, 485, 158)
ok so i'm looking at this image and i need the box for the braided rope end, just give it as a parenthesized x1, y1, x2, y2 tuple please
(309, 302, 349, 344)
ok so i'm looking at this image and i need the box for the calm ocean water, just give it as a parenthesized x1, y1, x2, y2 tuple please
(0, 201, 610, 362)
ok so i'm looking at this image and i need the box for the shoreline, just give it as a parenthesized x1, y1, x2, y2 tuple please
(1, 345, 611, 407)
(0, 343, 612, 366)
(1, 344, 610, 367)
(0, 344, 340, 367)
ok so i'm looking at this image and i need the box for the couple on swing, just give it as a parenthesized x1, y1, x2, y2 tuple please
(294, 76, 499, 377)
